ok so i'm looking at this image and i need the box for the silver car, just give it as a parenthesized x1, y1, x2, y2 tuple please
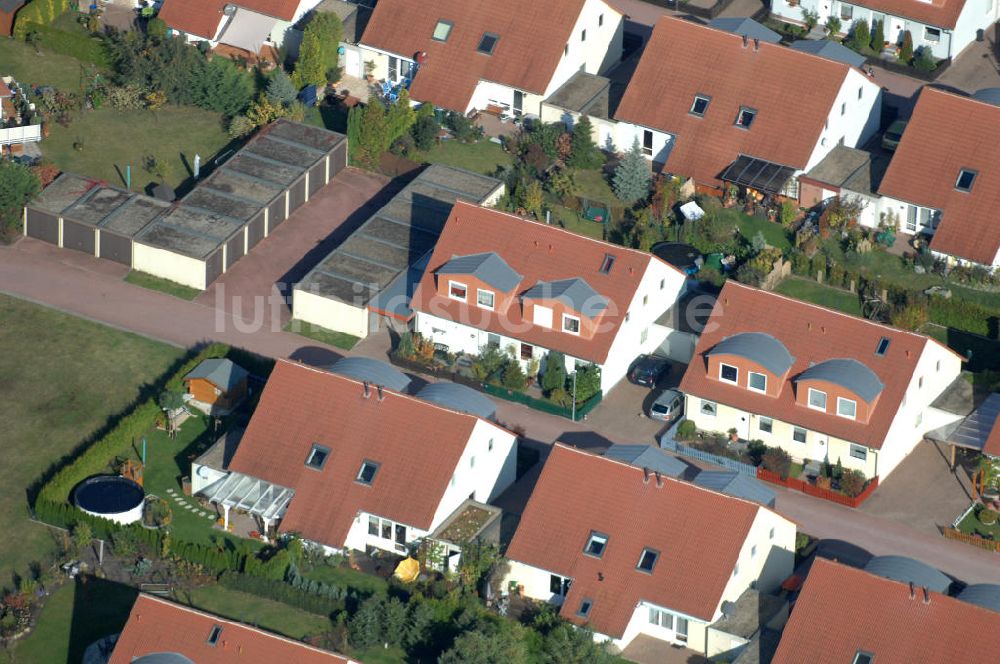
(649, 389, 684, 423)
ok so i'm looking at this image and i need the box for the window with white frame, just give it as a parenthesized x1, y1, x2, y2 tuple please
(368, 515, 379, 535)
(837, 397, 857, 419)
(642, 129, 653, 156)
(850, 444, 867, 461)
(808, 388, 827, 410)
(748, 372, 767, 393)
(637, 548, 659, 573)
(432, 19, 453, 42)
(751, 544, 757, 559)
(448, 281, 467, 301)
(701, 400, 717, 416)
(640, 327, 648, 344)
(719, 363, 738, 384)
(840, 4, 853, 20)
(690, 94, 711, 117)
(648, 608, 688, 640)
(769, 527, 775, 540)
(759, 416, 773, 433)
(924, 26, 941, 42)
(792, 426, 807, 443)
(584, 531, 608, 557)
(532, 305, 553, 327)
(853, 650, 874, 664)
(563, 314, 581, 334)
(735, 107, 756, 129)
(477, 289, 494, 309)
(356, 460, 379, 485)
(305, 444, 330, 470)
(550, 574, 570, 595)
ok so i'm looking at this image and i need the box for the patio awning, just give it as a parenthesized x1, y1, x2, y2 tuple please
(218, 7, 276, 54)
(200, 471, 294, 521)
(932, 392, 1000, 452)
(720, 155, 796, 195)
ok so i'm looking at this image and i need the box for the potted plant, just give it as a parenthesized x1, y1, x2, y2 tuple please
(728, 427, 739, 443)
(364, 60, 376, 82)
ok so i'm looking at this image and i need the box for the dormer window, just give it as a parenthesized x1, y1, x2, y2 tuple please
(584, 531, 608, 557)
(719, 363, 738, 384)
(305, 443, 330, 470)
(356, 459, 380, 485)
(690, 94, 710, 117)
(599, 253, 616, 274)
(477, 289, 494, 309)
(207, 625, 223, 646)
(808, 388, 827, 411)
(838, 397, 857, 419)
(748, 371, 767, 393)
(563, 314, 581, 334)
(735, 107, 756, 129)
(577, 598, 593, 617)
(477, 32, 499, 55)
(432, 19, 453, 42)
(448, 281, 467, 301)
(955, 168, 976, 192)
(637, 548, 659, 573)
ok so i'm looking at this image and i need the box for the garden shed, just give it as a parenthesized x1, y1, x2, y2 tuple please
(23, 119, 347, 290)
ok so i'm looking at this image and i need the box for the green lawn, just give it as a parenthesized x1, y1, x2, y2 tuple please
(571, 168, 616, 204)
(413, 139, 512, 175)
(774, 277, 862, 316)
(125, 271, 202, 300)
(285, 320, 360, 351)
(721, 208, 793, 252)
(354, 646, 407, 664)
(0, 37, 90, 90)
(300, 564, 389, 597)
(177, 586, 332, 639)
(548, 203, 606, 240)
(957, 509, 1000, 539)
(42, 105, 233, 193)
(0, 294, 182, 587)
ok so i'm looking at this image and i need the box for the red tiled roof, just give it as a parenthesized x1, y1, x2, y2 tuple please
(879, 87, 1000, 266)
(772, 558, 1000, 664)
(506, 444, 766, 635)
(678, 281, 951, 449)
(0, 80, 11, 97)
(614, 17, 851, 186)
(410, 202, 678, 364)
(848, 0, 965, 30)
(361, 0, 595, 111)
(109, 594, 352, 664)
(982, 413, 1000, 457)
(159, 0, 300, 40)
(228, 359, 488, 546)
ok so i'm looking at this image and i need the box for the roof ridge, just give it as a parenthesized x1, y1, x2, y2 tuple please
(924, 84, 1000, 113)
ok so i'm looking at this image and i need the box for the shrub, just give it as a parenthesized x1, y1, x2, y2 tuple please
(850, 19, 870, 52)
(870, 19, 885, 51)
(411, 114, 439, 151)
(825, 16, 841, 36)
(541, 351, 567, 394)
(567, 116, 604, 169)
(899, 31, 914, 63)
(613, 138, 651, 204)
(501, 361, 527, 392)
(980, 509, 998, 526)
(913, 46, 937, 72)
(839, 469, 867, 498)
(762, 447, 793, 479)
(890, 303, 929, 331)
(266, 69, 298, 107)
(147, 17, 168, 40)
(445, 111, 482, 142)
(780, 200, 798, 227)
(676, 420, 697, 441)
(107, 85, 146, 111)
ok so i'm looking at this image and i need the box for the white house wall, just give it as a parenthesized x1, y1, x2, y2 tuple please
(191, 463, 227, 495)
(804, 68, 881, 171)
(505, 560, 568, 605)
(343, 510, 429, 554)
(952, 0, 999, 58)
(291, 288, 369, 339)
(132, 242, 207, 291)
(617, 123, 675, 164)
(540, 104, 619, 151)
(544, 0, 624, 97)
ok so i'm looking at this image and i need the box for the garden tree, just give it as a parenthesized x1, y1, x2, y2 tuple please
(266, 69, 298, 107)
(0, 160, 41, 241)
(402, 599, 435, 651)
(381, 597, 408, 645)
(193, 59, 254, 116)
(348, 596, 384, 648)
(870, 19, 885, 51)
(840, 469, 867, 497)
(146, 17, 168, 41)
(246, 94, 285, 127)
(613, 138, 651, 204)
(541, 351, 567, 394)
(523, 180, 544, 219)
(292, 27, 328, 89)
(438, 625, 528, 664)
(541, 624, 616, 664)
(573, 363, 601, 402)
(501, 360, 528, 391)
(411, 113, 440, 151)
(567, 116, 604, 169)
(899, 30, 914, 62)
(158, 389, 184, 412)
(302, 11, 344, 82)
(355, 98, 390, 169)
(346, 104, 362, 162)
(762, 447, 793, 479)
(627, 205, 662, 251)
(385, 89, 417, 144)
(228, 114, 255, 138)
(850, 18, 870, 52)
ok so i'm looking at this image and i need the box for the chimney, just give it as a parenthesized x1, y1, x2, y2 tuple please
(377, 385, 385, 402)
(655, 471, 664, 488)
(753, 37, 760, 51)
(807, 322, 813, 330)
(922, 587, 931, 605)
(909, 581, 915, 600)
(643, 467, 651, 484)
(742, 34, 749, 48)
(548, 244, 554, 253)
(598, 572, 605, 581)
(363, 381, 371, 399)
(820, 325, 826, 333)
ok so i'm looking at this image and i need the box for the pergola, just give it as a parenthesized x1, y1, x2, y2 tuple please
(200, 472, 294, 535)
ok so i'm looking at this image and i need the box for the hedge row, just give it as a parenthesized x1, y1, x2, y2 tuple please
(219, 571, 347, 616)
(928, 298, 999, 340)
(13, 0, 70, 39)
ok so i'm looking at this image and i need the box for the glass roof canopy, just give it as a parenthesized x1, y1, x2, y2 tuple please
(720, 155, 796, 195)
(201, 472, 294, 521)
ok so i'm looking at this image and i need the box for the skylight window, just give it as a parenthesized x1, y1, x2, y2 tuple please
(735, 107, 756, 129)
(584, 531, 608, 558)
(853, 651, 875, 664)
(599, 253, 616, 274)
(356, 460, 380, 485)
(207, 625, 223, 646)
(305, 444, 330, 470)
(637, 548, 659, 573)
(955, 168, 977, 192)
(577, 598, 593, 617)
(690, 94, 710, 117)
(432, 19, 453, 42)
(875, 336, 891, 356)
(477, 32, 499, 55)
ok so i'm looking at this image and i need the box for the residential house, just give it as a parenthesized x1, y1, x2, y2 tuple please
(409, 202, 689, 394)
(109, 594, 355, 663)
(158, 0, 323, 55)
(613, 17, 881, 196)
(798, 143, 889, 228)
(770, 0, 998, 62)
(771, 558, 1000, 663)
(183, 358, 249, 412)
(679, 281, 963, 480)
(504, 444, 796, 654)
(195, 359, 518, 554)
(877, 86, 1000, 269)
(357, 0, 623, 117)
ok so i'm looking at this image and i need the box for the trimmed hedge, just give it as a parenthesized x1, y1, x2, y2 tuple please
(13, 0, 70, 39)
(220, 571, 347, 616)
(928, 298, 998, 339)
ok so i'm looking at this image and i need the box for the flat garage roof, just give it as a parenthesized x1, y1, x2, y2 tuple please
(30, 119, 346, 259)
(296, 164, 501, 315)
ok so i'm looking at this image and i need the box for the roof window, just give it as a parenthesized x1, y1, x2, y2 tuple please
(735, 107, 756, 129)
(305, 444, 330, 470)
(356, 459, 380, 485)
(955, 168, 977, 192)
(432, 19, 453, 42)
(853, 651, 875, 664)
(477, 32, 499, 55)
(577, 598, 593, 617)
(207, 625, 223, 646)
(584, 531, 608, 558)
(599, 253, 616, 274)
(637, 548, 659, 573)
(690, 94, 710, 117)
(875, 337, 890, 356)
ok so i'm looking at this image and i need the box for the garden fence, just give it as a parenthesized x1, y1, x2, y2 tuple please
(942, 527, 1000, 553)
(660, 438, 758, 477)
(756, 468, 880, 507)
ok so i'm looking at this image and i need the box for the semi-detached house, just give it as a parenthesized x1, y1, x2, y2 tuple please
(409, 202, 690, 394)
(613, 17, 881, 197)
(159, 0, 321, 51)
(679, 281, 964, 480)
(357, 0, 623, 117)
(504, 444, 796, 655)
(194, 359, 517, 556)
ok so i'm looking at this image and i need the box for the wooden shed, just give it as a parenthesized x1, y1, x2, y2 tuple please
(183, 358, 249, 411)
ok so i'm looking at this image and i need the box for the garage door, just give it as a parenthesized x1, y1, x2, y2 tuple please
(287, 176, 307, 215)
(309, 160, 327, 196)
(268, 195, 286, 230)
(225, 230, 245, 270)
(247, 211, 265, 250)
(657, 330, 698, 363)
(26, 208, 59, 244)
(330, 143, 347, 176)
(100, 231, 132, 265)
(62, 218, 95, 255)
(205, 249, 224, 286)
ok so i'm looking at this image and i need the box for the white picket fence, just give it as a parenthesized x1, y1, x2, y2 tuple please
(0, 124, 42, 146)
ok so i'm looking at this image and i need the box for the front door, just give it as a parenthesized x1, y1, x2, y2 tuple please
(345, 48, 361, 78)
(736, 412, 750, 440)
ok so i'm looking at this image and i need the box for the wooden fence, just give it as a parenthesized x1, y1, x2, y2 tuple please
(755, 468, 880, 508)
(942, 527, 1000, 553)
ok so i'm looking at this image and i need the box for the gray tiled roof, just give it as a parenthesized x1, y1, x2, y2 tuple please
(437, 252, 523, 292)
(330, 356, 412, 392)
(604, 444, 688, 478)
(692, 471, 776, 507)
(184, 358, 248, 392)
(707, 332, 795, 377)
(417, 382, 497, 420)
(957, 584, 1000, 613)
(521, 278, 608, 318)
(797, 358, 884, 403)
(863, 555, 951, 594)
(709, 17, 781, 44)
(790, 39, 867, 69)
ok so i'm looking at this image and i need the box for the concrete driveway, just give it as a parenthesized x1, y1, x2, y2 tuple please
(584, 358, 687, 445)
(859, 439, 974, 535)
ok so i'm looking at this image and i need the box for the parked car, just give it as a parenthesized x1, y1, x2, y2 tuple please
(629, 355, 671, 387)
(881, 119, 907, 151)
(649, 389, 684, 423)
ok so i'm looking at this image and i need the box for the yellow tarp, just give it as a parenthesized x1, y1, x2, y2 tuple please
(394, 557, 420, 583)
